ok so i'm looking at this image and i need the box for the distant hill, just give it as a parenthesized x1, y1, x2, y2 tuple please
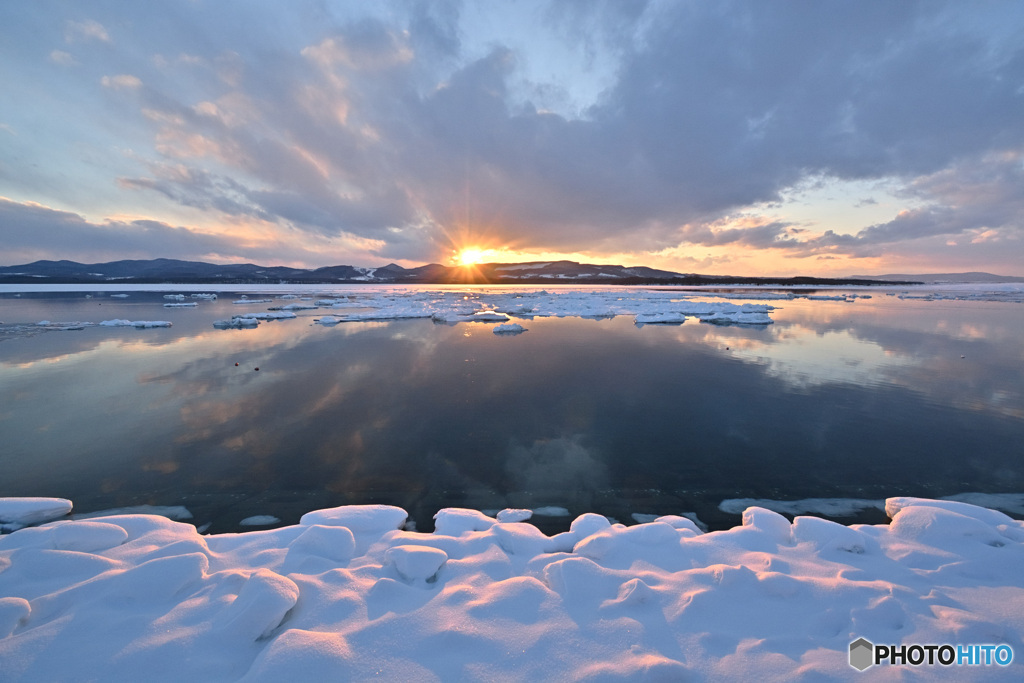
(0, 258, 918, 286)
(849, 272, 1024, 284)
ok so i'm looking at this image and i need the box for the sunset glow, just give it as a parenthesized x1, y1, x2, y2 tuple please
(455, 248, 493, 266)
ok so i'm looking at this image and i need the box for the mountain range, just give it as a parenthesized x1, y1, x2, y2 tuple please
(0, 257, 987, 286)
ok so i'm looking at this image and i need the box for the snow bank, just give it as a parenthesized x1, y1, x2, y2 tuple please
(1, 497, 1022, 679)
(1, 497, 1023, 679)
(0, 498, 72, 531)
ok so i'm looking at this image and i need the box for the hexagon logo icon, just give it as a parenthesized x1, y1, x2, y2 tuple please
(849, 638, 874, 671)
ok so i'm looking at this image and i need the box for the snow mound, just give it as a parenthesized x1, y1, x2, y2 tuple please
(74, 505, 193, 521)
(1, 497, 1022, 680)
(0, 498, 72, 529)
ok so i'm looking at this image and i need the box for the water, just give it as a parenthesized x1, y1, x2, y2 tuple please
(2, 287, 1022, 533)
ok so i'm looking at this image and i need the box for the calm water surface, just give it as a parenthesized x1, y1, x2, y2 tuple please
(1, 287, 1022, 532)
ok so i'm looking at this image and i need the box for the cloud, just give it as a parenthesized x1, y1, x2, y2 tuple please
(64, 19, 110, 43)
(0, 197, 388, 266)
(49, 50, 77, 66)
(101, 74, 142, 90)
(6, 1, 1024, 270)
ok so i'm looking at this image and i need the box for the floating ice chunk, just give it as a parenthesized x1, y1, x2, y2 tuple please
(343, 306, 433, 321)
(233, 311, 297, 321)
(532, 506, 571, 517)
(233, 298, 272, 304)
(239, 516, 281, 527)
(0, 497, 72, 526)
(272, 303, 317, 311)
(698, 310, 773, 325)
(465, 310, 510, 322)
(941, 492, 1024, 516)
(279, 294, 298, 299)
(385, 545, 448, 582)
(35, 321, 93, 330)
(492, 322, 526, 335)
(719, 497, 885, 517)
(110, 293, 129, 298)
(635, 312, 687, 324)
(496, 508, 533, 523)
(163, 294, 185, 300)
(190, 293, 217, 300)
(214, 318, 259, 329)
(100, 319, 172, 328)
(630, 513, 660, 523)
(314, 316, 342, 325)
(163, 302, 198, 308)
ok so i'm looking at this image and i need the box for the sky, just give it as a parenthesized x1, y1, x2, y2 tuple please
(1, 1, 1023, 276)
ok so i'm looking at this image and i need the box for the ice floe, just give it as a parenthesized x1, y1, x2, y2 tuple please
(1, 496, 1022, 679)
(719, 497, 886, 517)
(492, 322, 527, 335)
(99, 319, 172, 328)
(298, 288, 778, 327)
(163, 302, 198, 308)
(240, 516, 282, 527)
(270, 303, 318, 311)
(213, 317, 260, 329)
(34, 321, 92, 330)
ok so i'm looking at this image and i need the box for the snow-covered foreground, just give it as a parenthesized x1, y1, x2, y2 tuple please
(1, 497, 1022, 681)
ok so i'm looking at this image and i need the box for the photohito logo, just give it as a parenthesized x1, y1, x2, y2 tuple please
(849, 637, 1014, 671)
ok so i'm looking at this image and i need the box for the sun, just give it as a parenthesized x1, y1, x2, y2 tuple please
(455, 248, 490, 266)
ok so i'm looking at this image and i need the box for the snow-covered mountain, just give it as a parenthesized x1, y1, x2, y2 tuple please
(0, 258, 918, 286)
